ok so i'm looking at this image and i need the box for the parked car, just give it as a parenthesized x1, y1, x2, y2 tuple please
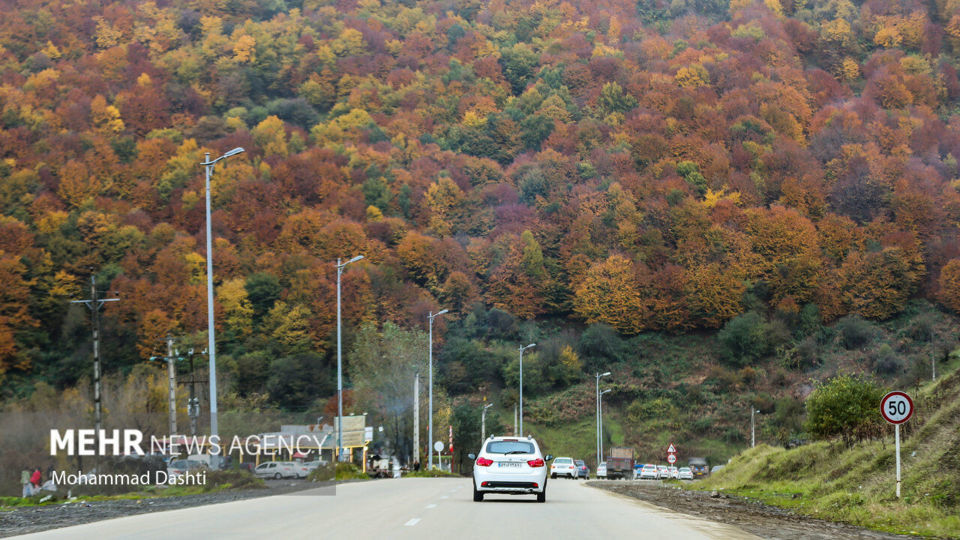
(668, 466, 679, 479)
(575, 460, 589, 480)
(550, 457, 578, 479)
(254, 461, 298, 479)
(657, 465, 670, 479)
(167, 459, 205, 478)
(678, 467, 694, 480)
(469, 435, 551, 502)
(596, 462, 607, 479)
(637, 464, 659, 480)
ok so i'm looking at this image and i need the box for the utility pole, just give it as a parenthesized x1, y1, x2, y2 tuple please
(166, 337, 177, 435)
(336, 255, 363, 462)
(201, 147, 244, 452)
(518, 343, 535, 436)
(71, 275, 119, 440)
(482, 402, 493, 441)
(187, 350, 201, 436)
(599, 389, 611, 462)
(595, 371, 611, 467)
(514, 405, 518, 436)
(413, 371, 420, 467)
(751, 408, 760, 448)
(427, 309, 448, 469)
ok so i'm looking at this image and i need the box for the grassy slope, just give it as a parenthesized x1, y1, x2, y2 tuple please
(692, 358, 960, 537)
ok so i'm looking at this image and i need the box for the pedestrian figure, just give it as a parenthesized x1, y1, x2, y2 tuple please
(30, 467, 42, 492)
(21, 469, 31, 497)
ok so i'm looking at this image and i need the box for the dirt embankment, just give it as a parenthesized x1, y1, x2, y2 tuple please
(588, 481, 912, 540)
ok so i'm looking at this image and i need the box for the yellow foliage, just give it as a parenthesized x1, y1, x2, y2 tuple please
(462, 110, 487, 128)
(90, 95, 125, 134)
(702, 188, 742, 208)
(366, 205, 384, 222)
(233, 34, 257, 63)
(252, 115, 288, 156)
(873, 26, 902, 48)
(592, 43, 623, 57)
(764, 0, 783, 15)
(333, 28, 366, 56)
(840, 57, 860, 81)
(218, 278, 253, 337)
(94, 17, 123, 49)
(822, 18, 852, 46)
(675, 64, 709, 88)
(137, 72, 153, 86)
(42, 41, 62, 59)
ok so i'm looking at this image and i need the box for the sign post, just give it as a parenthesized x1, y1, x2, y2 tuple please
(880, 391, 914, 499)
(666, 443, 677, 468)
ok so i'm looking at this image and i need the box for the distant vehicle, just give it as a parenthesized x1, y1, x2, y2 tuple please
(668, 466, 679, 479)
(606, 447, 635, 480)
(710, 465, 725, 474)
(596, 462, 607, 479)
(469, 435, 551, 502)
(637, 464, 659, 480)
(656, 465, 670, 479)
(550, 457, 578, 479)
(167, 459, 205, 478)
(688, 458, 709, 478)
(575, 460, 589, 480)
(254, 461, 297, 479)
(678, 467, 694, 480)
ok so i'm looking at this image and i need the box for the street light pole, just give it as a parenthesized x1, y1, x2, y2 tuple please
(595, 371, 611, 467)
(751, 408, 760, 448)
(599, 389, 611, 462)
(518, 343, 535, 436)
(481, 402, 493, 441)
(201, 147, 244, 448)
(428, 308, 448, 469)
(336, 255, 364, 462)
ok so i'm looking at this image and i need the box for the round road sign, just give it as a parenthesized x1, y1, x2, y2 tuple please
(434, 441, 444, 452)
(880, 391, 914, 424)
(667, 454, 677, 464)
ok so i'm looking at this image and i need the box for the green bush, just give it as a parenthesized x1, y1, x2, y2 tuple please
(717, 312, 768, 365)
(206, 470, 266, 490)
(805, 374, 885, 445)
(334, 463, 369, 481)
(836, 315, 875, 350)
(307, 462, 335, 482)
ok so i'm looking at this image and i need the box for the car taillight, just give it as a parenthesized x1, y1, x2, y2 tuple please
(527, 458, 545, 467)
(476, 457, 494, 467)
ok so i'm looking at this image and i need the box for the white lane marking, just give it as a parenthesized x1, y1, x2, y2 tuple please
(404, 518, 420, 527)
(426, 504, 437, 509)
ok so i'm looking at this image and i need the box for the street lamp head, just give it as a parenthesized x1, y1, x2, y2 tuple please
(484, 403, 494, 410)
(222, 147, 245, 158)
(600, 389, 611, 395)
(521, 343, 536, 351)
(436, 309, 449, 316)
(347, 255, 364, 264)
(600, 371, 612, 377)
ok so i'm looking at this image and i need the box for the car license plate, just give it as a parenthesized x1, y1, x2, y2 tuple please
(498, 462, 522, 468)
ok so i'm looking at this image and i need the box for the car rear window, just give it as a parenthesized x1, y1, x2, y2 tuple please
(554, 457, 572, 463)
(485, 441, 535, 454)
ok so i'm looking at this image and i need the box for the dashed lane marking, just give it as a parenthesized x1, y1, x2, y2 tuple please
(404, 519, 420, 527)
(426, 504, 437, 509)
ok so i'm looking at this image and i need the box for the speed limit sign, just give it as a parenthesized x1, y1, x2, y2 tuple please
(667, 454, 677, 464)
(881, 391, 914, 424)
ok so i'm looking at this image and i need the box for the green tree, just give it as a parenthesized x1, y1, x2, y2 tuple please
(805, 374, 885, 445)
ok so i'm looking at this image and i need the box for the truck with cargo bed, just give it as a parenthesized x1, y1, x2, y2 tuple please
(605, 447, 634, 479)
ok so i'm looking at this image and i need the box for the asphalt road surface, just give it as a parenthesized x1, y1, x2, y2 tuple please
(13, 478, 758, 539)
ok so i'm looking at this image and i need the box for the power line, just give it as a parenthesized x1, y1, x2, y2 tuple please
(70, 275, 119, 439)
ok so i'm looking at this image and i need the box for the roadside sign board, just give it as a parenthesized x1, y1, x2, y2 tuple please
(881, 391, 914, 424)
(667, 443, 676, 453)
(880, 390, 914, 499)
(667, 454, 677, 464)
(434, 441, 444, 453)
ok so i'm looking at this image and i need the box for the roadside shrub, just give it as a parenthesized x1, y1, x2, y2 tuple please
(836, 315, 875, 350)
(206, 470, 265, 490)
(335, 462, 369, 481)
(805, 374, 885, 445)
(871, 343, 900, 375)
(717, 312, 768, 365)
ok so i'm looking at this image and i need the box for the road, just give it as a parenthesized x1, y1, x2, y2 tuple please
(14, 479, 758, 539)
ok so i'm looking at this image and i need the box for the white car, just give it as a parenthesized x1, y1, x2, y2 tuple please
(668, 466, 679, 479)
(549, 457, 578, 479)
(657, 465, 670, 479)
(254, 461, 298, 479)
(596, 462, 607, 479)
(470, 436, 551, 503)
(637, 463, 659, 480)
(678, 467, 694, 480)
